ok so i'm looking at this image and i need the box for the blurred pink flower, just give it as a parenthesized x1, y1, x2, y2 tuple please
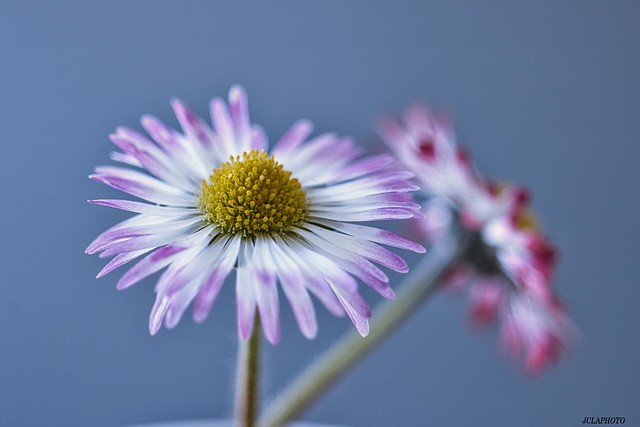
(380, 103, 574, 375)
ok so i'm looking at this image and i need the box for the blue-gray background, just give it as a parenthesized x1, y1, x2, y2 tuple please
(1, 1, 638, 426)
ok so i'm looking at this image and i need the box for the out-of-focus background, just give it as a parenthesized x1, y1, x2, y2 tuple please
(1, 2, 638, 426)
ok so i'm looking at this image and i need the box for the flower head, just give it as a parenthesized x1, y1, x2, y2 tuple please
(380, 103, 574, 375)
(87, 85, 424, 344)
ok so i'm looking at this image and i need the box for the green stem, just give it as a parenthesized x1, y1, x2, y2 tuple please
(234, 312, 261, 427)
(258, 234, 464, 427)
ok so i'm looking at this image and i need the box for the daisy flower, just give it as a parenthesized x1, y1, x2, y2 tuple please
(86, 85, 424, 344)
(379, 103, 574, 374)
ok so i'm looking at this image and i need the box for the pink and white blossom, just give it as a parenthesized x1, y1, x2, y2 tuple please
(87, 85, 424, 343)
(380, 103, 574, 374)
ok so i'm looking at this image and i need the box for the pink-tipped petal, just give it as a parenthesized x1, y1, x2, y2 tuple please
(236, 247, 257, 341)
(149, 294, 171, 335)
(88, 199, 197, 217)
(192, 236, 241, 323)
(98, 228, 196, 258)
(327, 279, 371, 337)
(228, 85, 252, 152)
(269, 239, 318, 339)
(250, 124, 268, 152)
(210, 97, 236, 154)
(272, 119, 314, 159)
(310, 208, 415, 222)
(86, 216, 200, 255)
(324, 221, 426, 253)
(298, 229, 388, 282)
(248, 239, 280, 344)
(171, 97, 214, 150)
(330, 154, 395, 182)
(117, 244, 189, 290)
(140, 114, 206, 182)
(277, 237, 346, 318)
(90, 166, 194, 206)
(109, 151, 142, 167)
(96, 249, 150, 278)
(164, 275, 203, 329)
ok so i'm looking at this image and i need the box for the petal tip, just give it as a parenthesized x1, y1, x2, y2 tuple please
(149, 322, 161, 335)
(297, 118, 314, 130)
(193, 312, 207, 324)
(302, 326, 318, 340)
(229, 84, 247, 100)
(265, 330, 281, 345)
(358, 321, 370, 337)
(116, 280, 130, 290)
(140, 114, 157, 127)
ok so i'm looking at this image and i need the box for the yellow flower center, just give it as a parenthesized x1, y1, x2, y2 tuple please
(199, 150, 307, 237)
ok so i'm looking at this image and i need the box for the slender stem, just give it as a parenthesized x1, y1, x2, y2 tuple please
(234, 312, 262, 427)
(258, 234, 464, 427)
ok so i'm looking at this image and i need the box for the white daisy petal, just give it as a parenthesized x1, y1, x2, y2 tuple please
(271, 119, 314, 160)
(163, 236, 230, 297)
(171, 98, 215, 151)
(109, 150, 142, 167)
(110, 127, 196, 192)
(164, 273, 204, 329)
(91, 166, 195, 206)
(141, 114, 207, 183)
(279, 133, 339, 172)
(87, 216, 201, 255)
(98, 227, 200, 258)
(236, 263, 257, 341)
(292, 137, 362, 187)
(305, 224, 409, 274)
(297, 229, 388, 282)
(308, 181, 419, 203)
(97, 249, 151, 279)
(309, 171, 414, 198)
(250, 124, 268, 152)
(153, 231, 212, 296)
(171, 98, 219, 173)
(250, 237, 280, 344)
(228, 85, 252, 153)
(276, 237, 345, 317)
(210, 97, 237, 158)
(309, 208, 414, 222)
(88, 199, 198, 217)
(309, 200, 420, 214)
(90, 213, 173, 242)
(329, 154, 395, 182)
(193, 235, 242, 323)
(298, 234, 395, 300)
(315, 220, 426, 253)
(117, 245, 189, 290)
(327, 278, 371, 337)
(268, 238, 317, 339)
(149, 294, 171, 335)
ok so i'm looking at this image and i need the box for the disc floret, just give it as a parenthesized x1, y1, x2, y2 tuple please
(199, 150, 307, 237)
